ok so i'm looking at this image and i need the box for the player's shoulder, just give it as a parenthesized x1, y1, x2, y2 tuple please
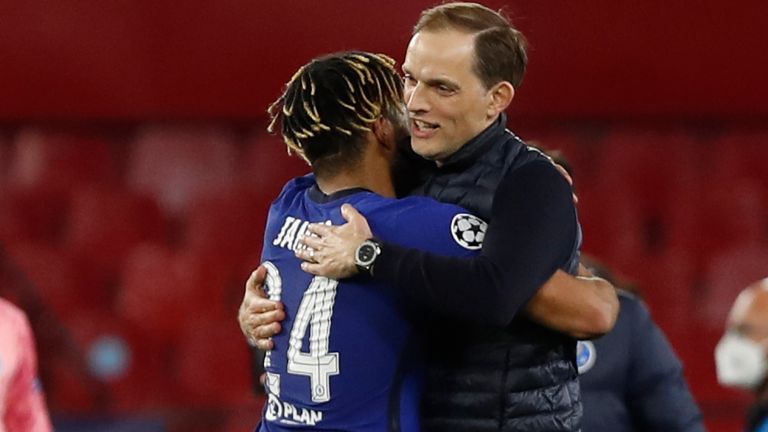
(366, 195, 470, 223)
(364, 196, 486, 255)
(272, 173, 314, 205)
(500, 147, 573, 201)
(512, 147, 563, 179)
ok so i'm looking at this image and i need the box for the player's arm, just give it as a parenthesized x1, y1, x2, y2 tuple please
(525, 264, 618, 339)
(301, 161, 618, 335)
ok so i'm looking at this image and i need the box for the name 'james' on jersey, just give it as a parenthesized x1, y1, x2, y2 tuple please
(257, 174, 484, 432)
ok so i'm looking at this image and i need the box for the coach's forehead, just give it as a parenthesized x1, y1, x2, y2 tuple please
(405, 29, 477, 79)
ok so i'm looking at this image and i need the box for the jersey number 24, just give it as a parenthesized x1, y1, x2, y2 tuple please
(263, 261, 340, 403)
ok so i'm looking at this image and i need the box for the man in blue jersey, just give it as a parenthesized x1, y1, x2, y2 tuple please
(256, 51, 485, 431)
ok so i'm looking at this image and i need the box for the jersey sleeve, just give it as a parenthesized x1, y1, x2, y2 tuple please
(4, 311, 53, 432)
(370, 199, 480, 260)
(624, 297, 705, 431)
(372, 160, 578, 326)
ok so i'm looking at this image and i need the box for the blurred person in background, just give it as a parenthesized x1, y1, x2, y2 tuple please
(541, 147, 704, 431)
(0, 296, 53, 432)
(578, 256, 704, 431)
(715, 278, 768, 431)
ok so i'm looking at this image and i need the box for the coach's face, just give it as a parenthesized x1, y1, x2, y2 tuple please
(402, 28, 508, 165)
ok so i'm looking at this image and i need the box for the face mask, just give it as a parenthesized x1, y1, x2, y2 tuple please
(715, 332, 768, 389)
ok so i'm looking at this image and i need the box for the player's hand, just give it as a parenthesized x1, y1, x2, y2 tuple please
(553, 162, 579, 204)
(296, 204, 372, 279)
(238, 265, 285, 350)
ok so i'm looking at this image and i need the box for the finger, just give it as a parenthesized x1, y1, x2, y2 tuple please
(300, 235, 323, 250)
(251, 308, 286, 327)
(301, 261, 324, 276)
(255, 322, 282, 339)
(247, 297, 279, 310)
(306, 222, 333, 237)
(341, 204, 373, 237)
(259, 373, 267, 386)
(340, 203, 362, 223)
(246, 266, 268, 294)
(295, 248, 313, 262)
(256, 339, 275, 351)
(341, 204, 369, 231)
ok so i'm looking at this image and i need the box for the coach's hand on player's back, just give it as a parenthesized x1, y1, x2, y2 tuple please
(296, 204, 372, 280)
(238, 265, 285, 350)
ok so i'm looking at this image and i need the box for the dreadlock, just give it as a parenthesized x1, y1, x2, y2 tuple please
(267, 51, 405, 177)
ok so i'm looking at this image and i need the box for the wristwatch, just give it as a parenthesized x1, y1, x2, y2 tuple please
(354, 239, 382, 276)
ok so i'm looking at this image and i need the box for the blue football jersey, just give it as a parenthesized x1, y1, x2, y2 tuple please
(257, 175, 484, 432)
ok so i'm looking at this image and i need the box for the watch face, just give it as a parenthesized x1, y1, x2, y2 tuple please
(357, 244, 375, 264)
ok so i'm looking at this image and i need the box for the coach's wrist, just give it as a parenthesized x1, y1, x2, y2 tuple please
(354, 238, 382, 277)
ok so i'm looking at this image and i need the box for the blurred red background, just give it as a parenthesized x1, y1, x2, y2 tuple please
(0, 1, 766, 431)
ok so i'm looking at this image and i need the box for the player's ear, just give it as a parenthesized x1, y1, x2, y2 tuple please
(372, 117, 396, 153)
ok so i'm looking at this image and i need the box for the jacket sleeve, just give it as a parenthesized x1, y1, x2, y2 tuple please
(372, 160, 577, 326)
(625, 298, 705, 431)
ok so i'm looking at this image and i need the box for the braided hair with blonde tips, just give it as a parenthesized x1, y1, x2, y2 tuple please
(267, 51, 405, 177)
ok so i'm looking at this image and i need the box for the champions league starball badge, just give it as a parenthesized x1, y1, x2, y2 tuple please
(451, 213, 487, 250)
(576, 341, 597, 374)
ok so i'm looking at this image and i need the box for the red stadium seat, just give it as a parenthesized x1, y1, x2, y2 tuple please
(669, 177, 767, 266)
(517, 128, 604, 192)
(578, 189, 646, 275)
(594, 128, 702, 226)
(66, 185, 167, 284)
(700, 246, 768, 327)
(0, 133, 11, 187)
(9, 128, 116, 191)
(172, 317, 254, 408)
(712, 130, 768, 192)
(222, 402, 266, 432)
(126, 125, 239, 215)
(116, 243, 234, 345)
(61, 311, 174, 412)
(0, 185, 70, 245)
(238, 131, 309, 198)
(3, 242, 106, 320)
(634, 247, 696, 331)
(184, 188, 270, 270)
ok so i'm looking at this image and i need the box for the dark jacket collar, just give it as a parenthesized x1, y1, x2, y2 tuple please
(438, 113, 508, 171)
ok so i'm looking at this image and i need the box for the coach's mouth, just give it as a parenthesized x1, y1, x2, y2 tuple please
(411, 118, 440, 138)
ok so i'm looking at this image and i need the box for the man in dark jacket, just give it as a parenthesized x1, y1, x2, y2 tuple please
(241, 3, 619, 431)
(577, 257, 704, 431)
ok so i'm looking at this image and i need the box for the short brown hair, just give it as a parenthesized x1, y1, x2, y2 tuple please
(414, 2, 528, 89)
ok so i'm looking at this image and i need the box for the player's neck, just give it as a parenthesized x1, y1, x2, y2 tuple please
(316, 156, 395, 198)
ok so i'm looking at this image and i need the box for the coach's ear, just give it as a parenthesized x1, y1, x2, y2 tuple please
(371, 117, 397, 154)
